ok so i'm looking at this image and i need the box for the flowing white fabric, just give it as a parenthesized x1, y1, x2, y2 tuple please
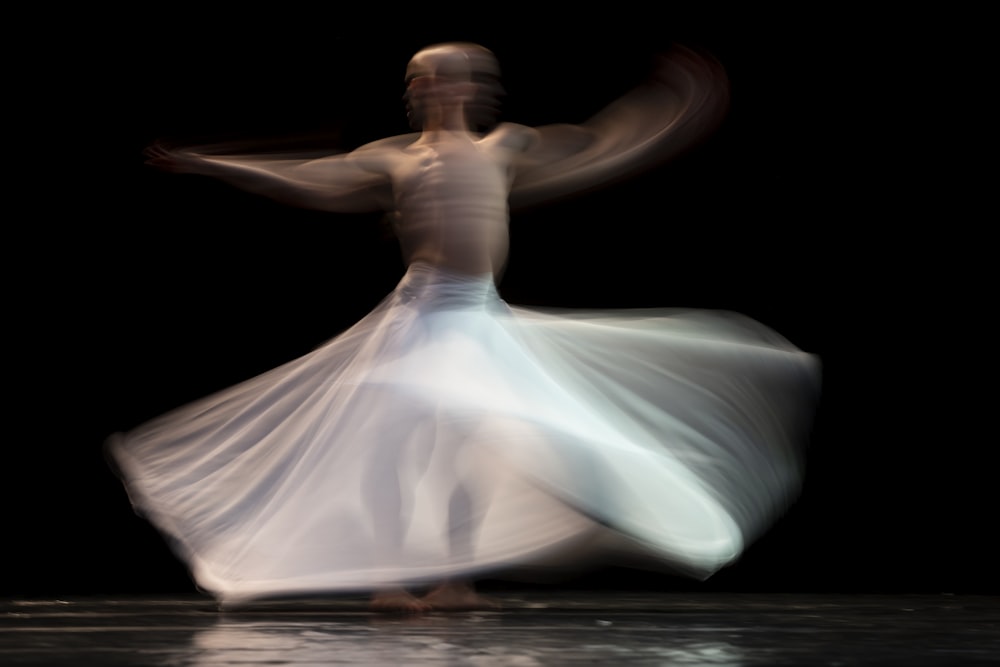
(108, 262, 820, 603)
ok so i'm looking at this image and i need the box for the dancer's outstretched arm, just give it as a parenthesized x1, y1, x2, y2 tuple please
(507, 45, 730, 210)
(144, 134, 417, 213)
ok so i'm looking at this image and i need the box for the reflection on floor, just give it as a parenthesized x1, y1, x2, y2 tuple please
(2, 592, 997, 665)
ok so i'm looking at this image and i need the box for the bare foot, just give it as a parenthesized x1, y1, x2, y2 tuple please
(422, 581, 502, 611)
(370, 588, 432, 614)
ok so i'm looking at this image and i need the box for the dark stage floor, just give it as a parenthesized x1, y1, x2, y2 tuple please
(2, 592, 997, 665)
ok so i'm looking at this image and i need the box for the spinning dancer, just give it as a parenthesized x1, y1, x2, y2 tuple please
(109, 42, 821, 612)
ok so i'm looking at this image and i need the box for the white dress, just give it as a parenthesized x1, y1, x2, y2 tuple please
(108, 260, 821, 604)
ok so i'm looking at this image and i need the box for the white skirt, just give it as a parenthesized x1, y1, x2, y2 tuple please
(108, 262, 821, 603)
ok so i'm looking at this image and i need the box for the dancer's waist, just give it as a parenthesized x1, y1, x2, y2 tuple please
(397, 261, 500, 309)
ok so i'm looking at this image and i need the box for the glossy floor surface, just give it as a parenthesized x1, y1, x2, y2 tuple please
(2, 592, 997, 665)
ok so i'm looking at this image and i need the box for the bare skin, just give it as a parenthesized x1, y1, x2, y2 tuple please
(369, 588, 433, 614)
(421, 580, 502, 611)
(369, 581, 500, 614)
(145, 42, 729, 282)
(145, 41, 729, 614)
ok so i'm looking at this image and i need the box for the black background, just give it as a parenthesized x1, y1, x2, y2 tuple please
(9, 8, 989, 598)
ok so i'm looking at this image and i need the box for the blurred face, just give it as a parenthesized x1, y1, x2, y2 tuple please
(404, 43, 503, 131)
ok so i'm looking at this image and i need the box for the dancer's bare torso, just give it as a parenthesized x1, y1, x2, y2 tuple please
(351, 128, 525, 279)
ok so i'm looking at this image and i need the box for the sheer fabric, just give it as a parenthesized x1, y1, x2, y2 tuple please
(109, 262, 820, 603)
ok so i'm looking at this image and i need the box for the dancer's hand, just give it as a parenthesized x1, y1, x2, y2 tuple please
(144, 141, 209, 174)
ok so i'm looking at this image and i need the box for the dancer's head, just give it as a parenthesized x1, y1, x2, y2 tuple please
(404, 42, 504, 132)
